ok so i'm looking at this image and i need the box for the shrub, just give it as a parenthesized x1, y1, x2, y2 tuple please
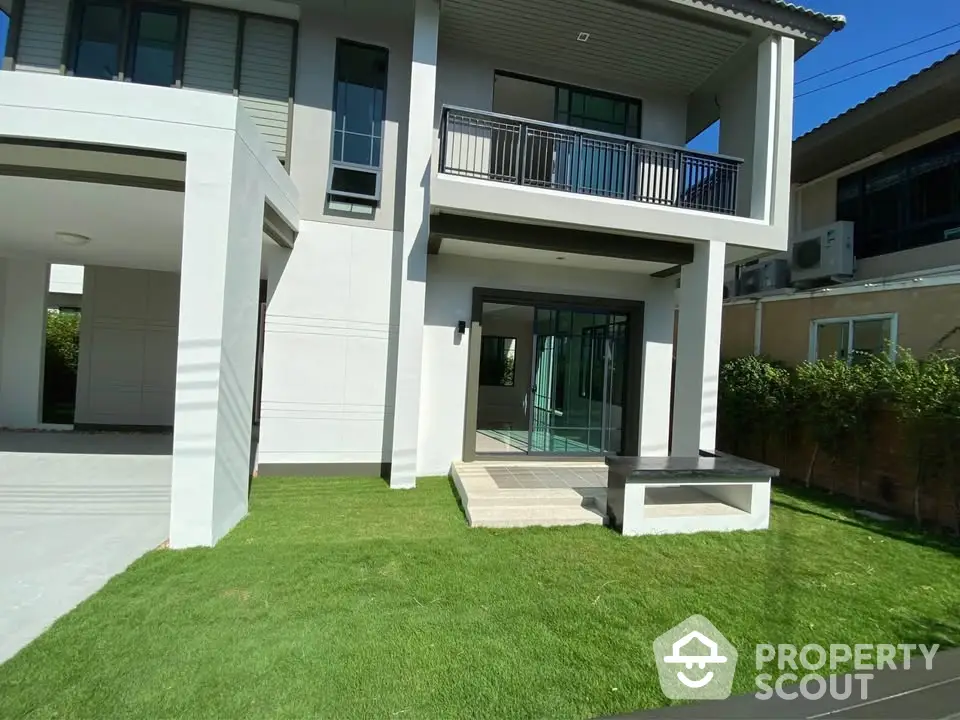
(717, 356, 790, 455)
(887, 349, 960, 524)
(717, 348, 960, 529)
(43, 310, 80, 422)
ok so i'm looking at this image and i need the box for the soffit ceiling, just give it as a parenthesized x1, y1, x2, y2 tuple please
(439, 0, 750, 94)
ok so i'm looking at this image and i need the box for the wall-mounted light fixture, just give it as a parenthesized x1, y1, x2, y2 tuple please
(456, 320, 466, 335)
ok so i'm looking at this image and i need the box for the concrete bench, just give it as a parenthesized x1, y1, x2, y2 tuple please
(604, 452, 778, 536)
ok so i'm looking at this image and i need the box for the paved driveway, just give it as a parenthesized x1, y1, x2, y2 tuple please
(0, 432, 171, 664)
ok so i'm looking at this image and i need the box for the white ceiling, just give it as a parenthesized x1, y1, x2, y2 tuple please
(439, 0, 749, 95)
(438, 237, 674, 275)
(0, 177, 185, 271)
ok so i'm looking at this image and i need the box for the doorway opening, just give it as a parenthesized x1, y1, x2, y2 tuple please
(473, 299, 630, 457)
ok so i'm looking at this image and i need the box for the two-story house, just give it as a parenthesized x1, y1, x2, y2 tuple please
(0, 0, 842, 546)
(722, 50, 960, 364)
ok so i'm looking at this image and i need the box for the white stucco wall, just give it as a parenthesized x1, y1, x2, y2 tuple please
(718, 59, 759, 219)
(434, 45, 688, 146)
(417, 254, 656, 476)
(290, 6, 413, 233)
(257, 220, 397, 468)
(0, 258, 48, 428)
(75, 266, 179, 427)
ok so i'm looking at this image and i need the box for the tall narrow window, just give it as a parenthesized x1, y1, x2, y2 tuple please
(329, 40, 389, 203)
(127, 6, 181, 86)
(73, 0, 123, 80)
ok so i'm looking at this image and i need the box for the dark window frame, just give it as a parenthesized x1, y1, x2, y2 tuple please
(66, 0, 187, 85)
(493, 70, 643, 139)
(63, 1, 298, 95)
(327, 38, 389, 205)
(836, 130, 960, 260)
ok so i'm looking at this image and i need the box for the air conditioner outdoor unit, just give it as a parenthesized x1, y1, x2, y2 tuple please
(738, 258, 790, 296)
(790, 221, 855, 285)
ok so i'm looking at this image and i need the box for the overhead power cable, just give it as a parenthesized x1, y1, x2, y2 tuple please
(796, 20, 960, 85)
(795, 40, 960, 99)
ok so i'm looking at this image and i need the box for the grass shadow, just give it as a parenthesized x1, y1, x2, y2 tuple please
(445, 474, 469, 522)
(771, 483, 960, 558)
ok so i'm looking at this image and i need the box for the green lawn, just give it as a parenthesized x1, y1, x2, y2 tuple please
(2, 477, 959, 719)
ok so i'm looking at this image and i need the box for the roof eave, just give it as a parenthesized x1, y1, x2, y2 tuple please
(655, 0, 844, 42)
(793, 51, 960, 183)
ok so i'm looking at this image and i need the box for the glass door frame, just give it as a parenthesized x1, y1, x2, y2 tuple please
(463, 287, 645, 463)
(527, 307, 628, 457)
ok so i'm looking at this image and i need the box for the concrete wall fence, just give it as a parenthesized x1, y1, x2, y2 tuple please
(722, 284, 960, 364)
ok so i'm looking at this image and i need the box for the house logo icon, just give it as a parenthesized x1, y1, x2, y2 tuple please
(653, 615, 738, 701)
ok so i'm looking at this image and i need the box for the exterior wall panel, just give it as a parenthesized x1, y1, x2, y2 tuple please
(183, 8, 238, 95)
(239, 17, 295, 161)
(16, 0, 68, 73)
(75, 266, 179, 427)
(257, 220, 397, 468)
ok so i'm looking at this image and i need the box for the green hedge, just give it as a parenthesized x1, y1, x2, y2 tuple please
(43, 310, 80, 423)
(718, 350, 960, 526)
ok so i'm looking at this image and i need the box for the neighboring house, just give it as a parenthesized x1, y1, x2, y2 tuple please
(0, 0, 842, 547)
(723, 51, 960, 364)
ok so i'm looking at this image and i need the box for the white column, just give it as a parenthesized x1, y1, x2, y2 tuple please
(751, 35, 795, 229)
(389, 0, 439, 489)
(637, 279, 675, 456)
(169, 135, 264, 548)
(770, 36, 795, 233)
(671, 241, 725, 456)
(750, 37, 777, 223)
(0, 258, 49, 428)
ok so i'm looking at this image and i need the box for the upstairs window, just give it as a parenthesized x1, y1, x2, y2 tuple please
(73, 0, 123, 80)
(329, 40, 389, 204)
(70, 0, 184, 86)
(127, 6, 181, 86)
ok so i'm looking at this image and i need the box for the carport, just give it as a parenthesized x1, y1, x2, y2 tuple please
(0, 72, 299, 662)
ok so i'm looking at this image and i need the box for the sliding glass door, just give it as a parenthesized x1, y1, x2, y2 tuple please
(528, 308, 627, 455)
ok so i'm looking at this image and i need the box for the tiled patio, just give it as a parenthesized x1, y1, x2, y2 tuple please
(450, 461, 608, 528)
(484, 464, 606, 489)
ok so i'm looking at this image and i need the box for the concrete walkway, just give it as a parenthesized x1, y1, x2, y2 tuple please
(611, 647, 960, 719)
(0, 431, 171, 664)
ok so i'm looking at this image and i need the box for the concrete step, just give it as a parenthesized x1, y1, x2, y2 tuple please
(465, 490, 604, 508)
(467, 504, 606, 528)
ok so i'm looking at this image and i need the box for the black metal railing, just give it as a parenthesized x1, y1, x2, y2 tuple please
(438, 106, 743, 216)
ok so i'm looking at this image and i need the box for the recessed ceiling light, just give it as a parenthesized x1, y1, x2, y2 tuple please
(55, 232, 91, 246)
(576, 32, 590, 42)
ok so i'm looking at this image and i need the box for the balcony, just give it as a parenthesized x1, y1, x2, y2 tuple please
(438, 106, 743, 217)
